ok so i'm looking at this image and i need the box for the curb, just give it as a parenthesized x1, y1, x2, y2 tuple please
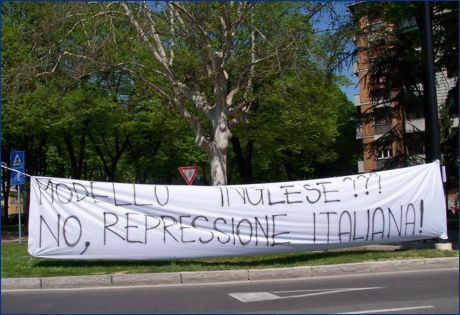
(2, 257, 458, 290)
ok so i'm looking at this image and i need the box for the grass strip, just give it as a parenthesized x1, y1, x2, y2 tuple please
(1, 242, 457, 278)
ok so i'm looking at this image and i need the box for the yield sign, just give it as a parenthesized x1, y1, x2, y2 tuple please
(178, 166, 199, 185)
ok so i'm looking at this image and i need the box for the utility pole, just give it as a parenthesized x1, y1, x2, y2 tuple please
(421, 1, 441, 163)
(421, 1, 451, 249)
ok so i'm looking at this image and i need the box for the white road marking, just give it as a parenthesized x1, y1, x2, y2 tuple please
(338, 305, 435, 314)
(229, 286, 383, 303)
(229, 292, 280, 302)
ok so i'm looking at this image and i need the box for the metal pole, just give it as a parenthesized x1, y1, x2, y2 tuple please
(18, 185, 22, 243)
(422, 1, 441, 163)
(422, 2, 451, 249)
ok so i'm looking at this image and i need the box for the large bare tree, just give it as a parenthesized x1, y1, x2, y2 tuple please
(120, 1, 335, 185)
(37, 1, 334, 185)
(116, 2, 268, 185)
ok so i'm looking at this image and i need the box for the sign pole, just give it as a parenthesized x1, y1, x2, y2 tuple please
(17, 185, 22, 243)
(10, 151, 25, 243)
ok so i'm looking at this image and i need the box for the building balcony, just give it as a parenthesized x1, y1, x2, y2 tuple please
(354, 94, 361, 107)
(374, 124, 392, 135)
(412, 154, 426, 161)
(352, 62, 359, 76)
(396, 16, 418, 33)
(405, 118, 425, 132)
(376, 159, 388, 170)
(372, 97, 391, 108)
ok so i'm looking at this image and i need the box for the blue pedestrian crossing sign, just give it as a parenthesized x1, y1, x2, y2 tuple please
(10, 151, 25, 186)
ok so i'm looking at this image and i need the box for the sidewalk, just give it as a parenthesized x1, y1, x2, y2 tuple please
(2, 257, 458, 290)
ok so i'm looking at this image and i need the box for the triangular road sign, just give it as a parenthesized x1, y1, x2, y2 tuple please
(178, 166, 199, 185)
(14, 154, 22, 166)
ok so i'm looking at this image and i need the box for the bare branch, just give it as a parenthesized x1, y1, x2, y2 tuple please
(244, 6, 256, 101)
(169, 2, 209, 44)
(173, 96, 211, 153)
(169, 2, 214, 74)
(121, 1, 179, 87)
(109, 16, 119, 59)
(226, 85, 240, 107)
(121, 4, 165, 66)
(35, 51, 96, 77)
(175, 82, 213, 118)
(141, 2, 168, 62)
(168, 8, 175, 67)
(63, 9, 122, 41)
(120, 66, 171, 102)
(220, 3, 253, 67)
(169, 3, 186, 28)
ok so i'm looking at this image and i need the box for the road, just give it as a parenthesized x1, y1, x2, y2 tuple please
(2, 268, 458, 314)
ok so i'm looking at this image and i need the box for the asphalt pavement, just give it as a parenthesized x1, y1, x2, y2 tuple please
(2, 268, 458, 314)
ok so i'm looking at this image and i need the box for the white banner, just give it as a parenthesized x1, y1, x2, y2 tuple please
(28, 161, 447, 260)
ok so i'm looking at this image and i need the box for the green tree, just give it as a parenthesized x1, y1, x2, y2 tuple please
(46, 1, 347, 185)
(2, 2, 209, 187)
(2, 2, 56, 218)
(2, 1, 360, 196)
(245, 70, 356, 182)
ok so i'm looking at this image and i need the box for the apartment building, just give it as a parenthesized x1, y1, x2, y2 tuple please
(349, 2, 458, 173)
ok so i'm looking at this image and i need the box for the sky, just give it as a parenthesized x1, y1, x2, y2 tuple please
(339, 65, 359, 104)
(313, 1, 359, 104)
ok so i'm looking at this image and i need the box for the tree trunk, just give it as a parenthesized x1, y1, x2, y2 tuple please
(2, 168, 11, 221)
(208, 147, 227, 186)
(208, 108, 230, 186)
(231, 136, 254, 184)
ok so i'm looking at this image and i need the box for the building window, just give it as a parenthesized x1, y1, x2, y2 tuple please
(373, 107, 392, 134)
(369, 88, 390, 106)
(396, 16, 418, 33)
(367, 31, 385, 48)
(374, 123, 392, 135)
(447, 96, 458, 118)
(406, 105, 424, 120)
(367, 8, 383, 25)
(377, 148, 393, 159)
(407, 132, 426, 155)
(402, 94, 424, 120)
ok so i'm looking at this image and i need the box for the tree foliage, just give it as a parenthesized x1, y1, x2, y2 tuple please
(2, 1, 358, 218)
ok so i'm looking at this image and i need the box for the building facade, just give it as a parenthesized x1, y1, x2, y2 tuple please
(349, 2, 458, 173)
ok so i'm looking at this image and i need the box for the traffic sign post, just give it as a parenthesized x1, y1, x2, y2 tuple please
(178, 166, 199, 185)
(10, 151, 25, 186)
(10, 151, 25, 243)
